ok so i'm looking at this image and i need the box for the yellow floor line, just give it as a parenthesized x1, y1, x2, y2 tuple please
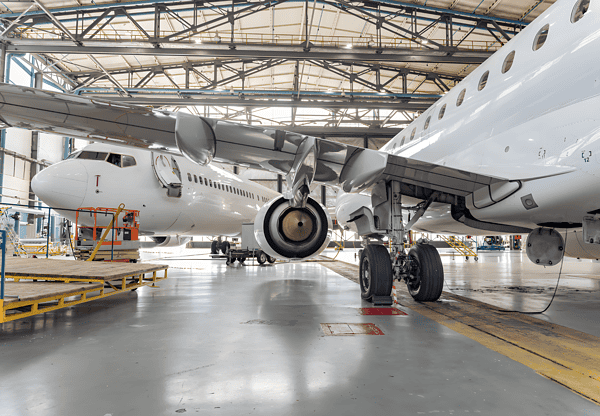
(319, 260, 600, 405)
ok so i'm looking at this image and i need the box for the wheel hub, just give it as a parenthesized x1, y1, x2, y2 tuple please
(361, 259, 371, 291)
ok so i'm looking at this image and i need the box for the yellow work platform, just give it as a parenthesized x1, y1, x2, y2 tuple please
(0, 258, 168, 323)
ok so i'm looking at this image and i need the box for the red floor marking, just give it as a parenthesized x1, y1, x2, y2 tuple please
(358, 308, 407, 316)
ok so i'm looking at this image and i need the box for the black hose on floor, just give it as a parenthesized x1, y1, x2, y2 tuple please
(444, 230, 566, 315)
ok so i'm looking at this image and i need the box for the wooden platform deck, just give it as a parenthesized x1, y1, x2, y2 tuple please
(4, 258, 166, 282)
(1, 258, 169, 323)
(3, 281, 103, 304)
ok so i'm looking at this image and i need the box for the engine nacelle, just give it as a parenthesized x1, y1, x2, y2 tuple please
(150, 235, 192, 247)
(254, 195, 332, 260)
(526, 228, 564, 266)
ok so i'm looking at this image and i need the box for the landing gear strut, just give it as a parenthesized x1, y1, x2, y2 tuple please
(354, 181, 444, 302)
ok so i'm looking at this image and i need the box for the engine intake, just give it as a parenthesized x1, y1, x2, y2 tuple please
(254, 195, 332, 260)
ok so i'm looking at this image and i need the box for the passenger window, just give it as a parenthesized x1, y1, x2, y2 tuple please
(533, 24, 549, 51)
(502, 51, 516, 74)
(187, 173, 192, 182)
(424, 116, 431, 130)
(122, 155, 136, 167)
(410, 128, 416, 141)
(107, 153, 121, 167)
(572, 0, 590, 23)
(400, 137, 405, 146)
(78, 151, 108, 161)
(456, 89, 466, 106)
(209, 179, 213, 187)
(478, 71, 489, 91)
(204, 178, 208, 186)
(438, 104, 446, 120)
(194, 175, 198, 183)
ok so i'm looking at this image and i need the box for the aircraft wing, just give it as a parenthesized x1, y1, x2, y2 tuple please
(0, 83, 516, 208)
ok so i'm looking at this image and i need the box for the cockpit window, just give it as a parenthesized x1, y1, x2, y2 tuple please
(66, 151, 81, 160)
(78, 151, 108, 161)
(122, 155, 136, 167)
(107, 153, 121, 166)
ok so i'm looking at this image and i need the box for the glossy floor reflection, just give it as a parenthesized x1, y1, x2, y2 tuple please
(325, 247, 600, 338)
(0, 248, 598, 416)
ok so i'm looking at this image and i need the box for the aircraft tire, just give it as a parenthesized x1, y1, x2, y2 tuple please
(221, 241, 230, 254)
(267, 255, 276, 264)
(359, 244, 393, 301)
(407, 244, 444, 302)
(257, 250, 267, 265)
(210, 240, 219, 254)
(239, 256, 246, 265)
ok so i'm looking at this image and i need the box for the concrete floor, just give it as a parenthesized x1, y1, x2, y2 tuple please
(1, 248, 599, 415)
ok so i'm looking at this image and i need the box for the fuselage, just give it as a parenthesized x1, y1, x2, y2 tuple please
(338, 0, 600, 235)
(31, 143, 280, 237)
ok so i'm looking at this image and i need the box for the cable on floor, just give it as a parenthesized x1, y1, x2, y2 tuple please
(443, 230, 566, 315)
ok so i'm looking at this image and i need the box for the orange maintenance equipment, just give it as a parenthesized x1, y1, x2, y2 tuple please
(74, 205, 141, 261)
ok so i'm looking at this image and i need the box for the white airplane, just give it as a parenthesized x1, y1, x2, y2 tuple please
(31, 142, 280, 255)
(1, 0, 598, 303)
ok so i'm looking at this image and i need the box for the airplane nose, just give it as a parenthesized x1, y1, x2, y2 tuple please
(31, 160, 88, 209)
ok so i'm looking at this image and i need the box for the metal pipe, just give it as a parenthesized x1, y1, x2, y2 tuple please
(45, 207, 50, 258)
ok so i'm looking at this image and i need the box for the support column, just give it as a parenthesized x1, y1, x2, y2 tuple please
(0, 44, 7, 203)
(0, 43, 6, 83)
(29, 71, 43, 219)
(277, 174, 283, 194)
(321, 185, 326, 206)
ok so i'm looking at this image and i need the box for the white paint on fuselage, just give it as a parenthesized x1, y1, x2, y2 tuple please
(32, 143, 280, 237)
(339, 0, 600, 234)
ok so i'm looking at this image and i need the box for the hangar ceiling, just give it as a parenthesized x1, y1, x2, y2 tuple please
(0, 0, 555, 147)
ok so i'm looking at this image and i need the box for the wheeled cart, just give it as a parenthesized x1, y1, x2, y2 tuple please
(226, 223, 276, 265)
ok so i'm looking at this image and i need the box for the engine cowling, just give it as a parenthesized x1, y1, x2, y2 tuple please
(150, 235, 192, 247)
(254, 195, 332, 260)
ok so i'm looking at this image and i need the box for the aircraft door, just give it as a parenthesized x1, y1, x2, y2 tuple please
(152, 153, 182, 198)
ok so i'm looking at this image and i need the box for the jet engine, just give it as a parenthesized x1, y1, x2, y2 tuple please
(150, 235, 192, 247)
(254, 195, 332, 260)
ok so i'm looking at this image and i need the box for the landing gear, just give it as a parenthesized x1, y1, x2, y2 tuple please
(211, 238, 230, 255)
(267, 255, 276, 264)
(353, 180, 445, 302)
(359, 245, 393, 301)
(406, 244, 444, 302)
(221, 241, 230, 254)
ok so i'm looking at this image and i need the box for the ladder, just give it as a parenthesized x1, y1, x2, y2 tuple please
(438, 235, 478, 260)
(0, 208, 28, 257)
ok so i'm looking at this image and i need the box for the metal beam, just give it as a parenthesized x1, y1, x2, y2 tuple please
(0, 0, 527, 33)
(4, 41, 492, 63)
(77, 95, 437, 111)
